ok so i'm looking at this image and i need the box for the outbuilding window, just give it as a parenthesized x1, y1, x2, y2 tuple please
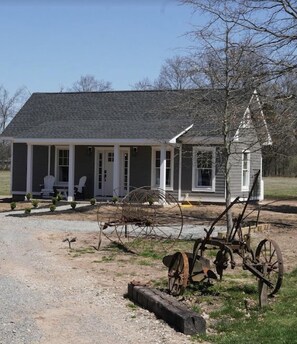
(242, 151, 250, 191)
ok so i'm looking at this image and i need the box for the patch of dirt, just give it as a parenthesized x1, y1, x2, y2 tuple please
(13, 198, 295, 288)
(1, 198, 295, 340)
(1, 199, 296, 274)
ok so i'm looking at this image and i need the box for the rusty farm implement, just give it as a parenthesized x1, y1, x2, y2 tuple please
(163, 171, 284, 301)
(97, 187, 183, 254)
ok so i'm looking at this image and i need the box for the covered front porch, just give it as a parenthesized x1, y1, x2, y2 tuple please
(18, 140, 180, 202)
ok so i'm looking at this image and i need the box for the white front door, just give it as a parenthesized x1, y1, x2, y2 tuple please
(95, 148, 129, 197)
(103, 150, 114, 196)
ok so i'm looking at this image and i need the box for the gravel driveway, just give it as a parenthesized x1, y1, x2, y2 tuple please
(0, 214, 192, 344)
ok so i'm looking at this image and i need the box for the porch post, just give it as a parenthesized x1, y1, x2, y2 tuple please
(160, 144, 167, 198)
(47, 146, 51, 176)
(26, 143, 33, 195)
(178, 144, 182, 202)
(67, 144, 75, 201)
(113, 144, 120, 197)
(10, 142, 14, 195)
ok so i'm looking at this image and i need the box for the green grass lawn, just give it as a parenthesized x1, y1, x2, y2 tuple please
(0, 170, 10, 195)
(264, 177, 297, 199)
(0, 171, 296, 199)
(194, 269, 297, 343)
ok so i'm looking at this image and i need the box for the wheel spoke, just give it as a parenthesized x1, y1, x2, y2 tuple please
(269, 249, 276, 263)
(97, 188, 183, 254)
(256, 239, 283, 296)
(168, 252, 189, 296)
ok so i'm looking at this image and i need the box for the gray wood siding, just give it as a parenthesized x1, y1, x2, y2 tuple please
(50, 146, 55, 176)
(129, 146, 151, 188)
(249, 146, 262, 198)
(179, 145, 225, 200)
(215, 155, 225, 196)
(12, 143, 27, 192)
(13, 144, 58, 195)
(11, 139, 261, 201)
(129, 146, 179, 190)
(229, 143, 247, 197)
(180, 144, 192, 191)
(75, 146, 95, 198)
(229, 126, 262, 199)
(32, 146, 49, 192)
(173, 147, 179, 190)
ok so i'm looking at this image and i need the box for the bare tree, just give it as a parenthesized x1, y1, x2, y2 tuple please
(182, 0, 297, 86)
(261, 73, 297, 175)
(232, 1, 297, 56)
(195, 0, 297, 174)
(132, 55, 200, 90)
(177, 0, 285, 234)
(0, 86, 28, 168)
(0, 86, 27, 133)
(155, 55, 197, 89)
(131, 77, 155, 90)
(70, 75, 113, 92)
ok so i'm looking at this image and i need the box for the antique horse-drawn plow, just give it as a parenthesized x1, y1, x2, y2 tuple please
(97, 171, 283, 302)
(163, 171, 284, 301)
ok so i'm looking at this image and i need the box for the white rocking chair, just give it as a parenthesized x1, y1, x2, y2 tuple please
(40, 175, 55, 197)
(74, 176, 87, 199)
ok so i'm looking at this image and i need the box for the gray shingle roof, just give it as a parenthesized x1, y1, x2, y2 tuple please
(1, 89, 251, 141)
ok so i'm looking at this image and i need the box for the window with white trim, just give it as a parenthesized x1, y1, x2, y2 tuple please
(242, 151, 250, 191)
(192, 147, 216, 192)
(151, 148, 173, 189)
(57, 148, 69, 183)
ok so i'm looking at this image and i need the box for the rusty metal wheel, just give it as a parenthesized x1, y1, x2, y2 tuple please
(97, 187, 183, 254)
(168, 252, 189, 296)
(255, 239, 284, 296)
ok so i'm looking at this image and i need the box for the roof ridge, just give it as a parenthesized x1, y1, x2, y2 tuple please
(31, 88, 229, 96)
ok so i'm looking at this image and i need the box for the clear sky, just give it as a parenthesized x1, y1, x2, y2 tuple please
(0, 0, 197, 95)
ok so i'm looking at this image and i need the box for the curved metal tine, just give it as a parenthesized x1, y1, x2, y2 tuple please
(149, 220, 173, 240)
(116, 186, 183, 254)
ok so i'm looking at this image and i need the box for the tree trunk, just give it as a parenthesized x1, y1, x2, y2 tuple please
(224, 154, 233, 237)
